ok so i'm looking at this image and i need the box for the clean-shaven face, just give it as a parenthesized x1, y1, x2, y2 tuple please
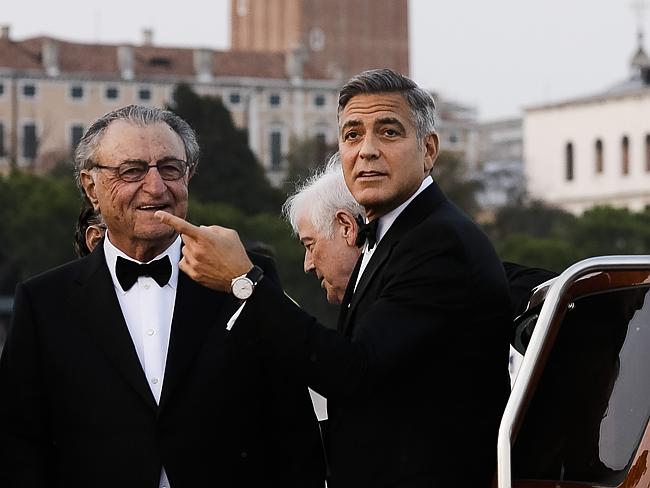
(339, 92, 437, 220)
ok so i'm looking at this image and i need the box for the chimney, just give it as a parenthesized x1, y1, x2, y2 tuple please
(42, 39, 59, 77)
(1, 25, 10, 41)
(118, 45, 134, 80)
(142, 28, 154, 46)
(193, 49, 213, 83)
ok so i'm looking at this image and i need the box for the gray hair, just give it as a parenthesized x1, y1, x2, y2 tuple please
(283, 153, 365, 239)
(337, 68, 437, 144)
(73, 104, 199, 189)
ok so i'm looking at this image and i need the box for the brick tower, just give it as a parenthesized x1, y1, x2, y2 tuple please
(230, 0, 409, 79)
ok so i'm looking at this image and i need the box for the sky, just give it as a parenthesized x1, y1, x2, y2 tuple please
(2, 0, 645, 120)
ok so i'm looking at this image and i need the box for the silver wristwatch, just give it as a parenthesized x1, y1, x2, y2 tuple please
(231, 265, 264, 300)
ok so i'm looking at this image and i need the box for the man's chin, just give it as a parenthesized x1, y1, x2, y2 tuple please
(325, 287, 343, 305)
(136, 224, 178, 242)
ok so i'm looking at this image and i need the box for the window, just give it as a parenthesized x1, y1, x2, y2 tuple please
(237, 0, 248, 16)
(645, 134, 650, 172)
(229, 93, 241, 105)
(595, 139, 604, 174)
(513, 285, 650, 486)
(23, 123, 37, 160)
(270, 131, 282, 170)
(70, 85, 84, 99)
(0, 123, 5, 157)
(314, 94, 326, 107)
(23, 84, 36, 97)
(565, 142, 574, 181)
(269, 93, 281, 107)
(0, 82, 4, 96)
(148, 57, 171, 67)
(621, 136, 630, 175)
(105, 86, 119, 100)
(138, 87, 152, 101)
(70, 124, 84, 152)
(309, 27, 325, 51)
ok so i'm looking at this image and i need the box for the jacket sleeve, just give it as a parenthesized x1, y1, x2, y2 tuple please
(237, 223, 511, 401)
(0, 282, 52, 487)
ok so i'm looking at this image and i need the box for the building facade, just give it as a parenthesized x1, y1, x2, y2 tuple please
(230, 0, 409, 79)
(524, 33, 650, 214)
(0, 27, 340, 182)
(475, 118, 525, 209)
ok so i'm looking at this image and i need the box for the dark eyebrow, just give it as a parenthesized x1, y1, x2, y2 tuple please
(340, 119, 363, 134)
(376, 117, 406, 132)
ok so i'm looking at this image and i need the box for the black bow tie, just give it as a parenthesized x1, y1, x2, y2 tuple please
(115, 255, 172, 291)
(355, 215, 380, 250)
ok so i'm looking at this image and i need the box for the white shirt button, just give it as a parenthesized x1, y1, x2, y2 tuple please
(146, 329, 155, 336)
(151, 377, 159, 385)
(143, 284, 151, 290)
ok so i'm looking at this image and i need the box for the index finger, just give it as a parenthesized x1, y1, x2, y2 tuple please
(155, 210, 202, 239)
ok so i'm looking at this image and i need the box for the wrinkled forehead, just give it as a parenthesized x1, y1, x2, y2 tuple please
(95, 120, 185, 161)
(339, 92, 414, 127)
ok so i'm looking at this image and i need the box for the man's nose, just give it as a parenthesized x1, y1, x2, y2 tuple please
(304, 251, 315, 273)
(142, 166, 167, 193)
(359, 133, 380, 160)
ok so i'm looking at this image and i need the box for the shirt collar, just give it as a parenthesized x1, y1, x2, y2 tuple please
(374, 176, 433, 245)
(103, 233, 182, 294)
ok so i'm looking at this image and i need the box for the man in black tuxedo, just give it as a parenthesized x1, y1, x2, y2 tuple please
(0, 105, 324, 488)
(157, 69, 512, 487)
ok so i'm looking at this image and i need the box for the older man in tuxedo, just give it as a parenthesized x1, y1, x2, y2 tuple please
(0, 105, 324, 488)
(157, 69, 512, 487)
(283, 154, 365, 305)
(285, 157, 555, 315)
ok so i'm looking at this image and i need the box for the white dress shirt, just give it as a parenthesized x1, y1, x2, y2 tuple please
(104, 234, 181, 488)
(355, 176, 433, 290)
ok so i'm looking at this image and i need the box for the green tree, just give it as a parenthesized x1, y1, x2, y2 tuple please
(488, 200, 576, 242)
(167, 84, 283, 214)
(569, 206, 650, 257)
(0, 171, 82, 291)
(496, 234, 581, 272)
(283, 136, 336, 195)
(432, 150, 483, 218)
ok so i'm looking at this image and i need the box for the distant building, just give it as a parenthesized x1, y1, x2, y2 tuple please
(429, 93, 524, 213)
(231, 0, 409, 79)
(524, 33, 650, 214)
(475, 118, 525, 209)
(433, 92, 479, 167)
(0, 26, 340, 183)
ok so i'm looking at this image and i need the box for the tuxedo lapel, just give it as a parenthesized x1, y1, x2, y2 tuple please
(158, 271, 232, 410)
(341, 182, 446, 337)
(341, 243, 394, 336)
(72, 246, 157, 411)
(337, 254, 363, 332)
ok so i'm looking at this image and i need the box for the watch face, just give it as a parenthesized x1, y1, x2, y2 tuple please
(233, 278, 253, 299)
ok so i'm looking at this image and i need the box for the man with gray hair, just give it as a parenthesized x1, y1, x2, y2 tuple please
(284, 154, 364, 305)
(157, 69, 512, 487)
(0, 105, 324, 487)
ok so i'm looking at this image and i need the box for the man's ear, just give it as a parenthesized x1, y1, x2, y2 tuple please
(85, 225, 105, 253)
(423, 132, 439, 174)
(80, 171, 100, 211)
(336, 210, 358, 247)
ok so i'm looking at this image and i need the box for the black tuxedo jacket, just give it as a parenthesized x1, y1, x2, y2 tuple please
(0, 245, 324, 488)
(240, 181, 513, 487)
